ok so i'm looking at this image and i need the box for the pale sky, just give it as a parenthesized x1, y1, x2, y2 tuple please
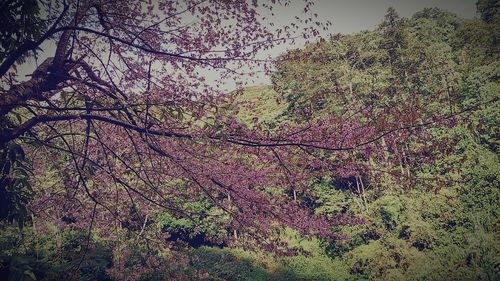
(307, 0, 476, 35)
(227, 0, 478, 89)
(13, 0, 479, 91)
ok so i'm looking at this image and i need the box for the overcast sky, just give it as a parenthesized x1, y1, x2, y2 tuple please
(15, 0, 479, 91)
(226, 0, 478, 89)
(306, 0, 477, 34)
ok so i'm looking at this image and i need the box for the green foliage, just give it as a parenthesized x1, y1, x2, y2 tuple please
(277, 255, 350, 281)
(0, 142, 33, 228)
(155, 191, 230, 244)
(0, 0, 46, 62)
(0, 2, 498, 281)
(476, 0, 500, 24)
(235, 85, 287, 128)
(186, 246, 351, 281)
(0, 223, 113, 281)
(187, 247, 272, 281)
(268, 5, 499, 280)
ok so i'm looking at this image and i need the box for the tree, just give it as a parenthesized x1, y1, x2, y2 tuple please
(272, 5, 499, 280)
(1, 2, 497, 280)
(0, 0, 367, 248)
(0, 0, 451, 251)
(476, 0, 500, 24)
(0, 0, 46, 63)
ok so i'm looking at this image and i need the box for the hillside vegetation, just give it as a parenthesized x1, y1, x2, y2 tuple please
(1, 3, 499, 281)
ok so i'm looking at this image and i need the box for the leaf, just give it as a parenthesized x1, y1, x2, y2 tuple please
(23, 269, 36, 281)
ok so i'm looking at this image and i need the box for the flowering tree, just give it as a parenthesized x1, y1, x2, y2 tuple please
(0, 0, 439, 251)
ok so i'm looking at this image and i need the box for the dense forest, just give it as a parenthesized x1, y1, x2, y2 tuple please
(0, 0, 498, 280)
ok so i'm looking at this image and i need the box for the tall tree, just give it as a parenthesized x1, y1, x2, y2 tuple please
(0, 0, 375, 248)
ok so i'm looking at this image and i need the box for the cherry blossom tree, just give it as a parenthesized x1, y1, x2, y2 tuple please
(0, 0, 441, 251)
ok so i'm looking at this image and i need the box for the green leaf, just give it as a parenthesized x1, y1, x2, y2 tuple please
(24, 270, 36, 281)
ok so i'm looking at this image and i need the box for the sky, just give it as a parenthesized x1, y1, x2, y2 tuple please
(305, 0, 477, 35)
(14, 0, 479, 91)
(225, 0, 479, 89)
